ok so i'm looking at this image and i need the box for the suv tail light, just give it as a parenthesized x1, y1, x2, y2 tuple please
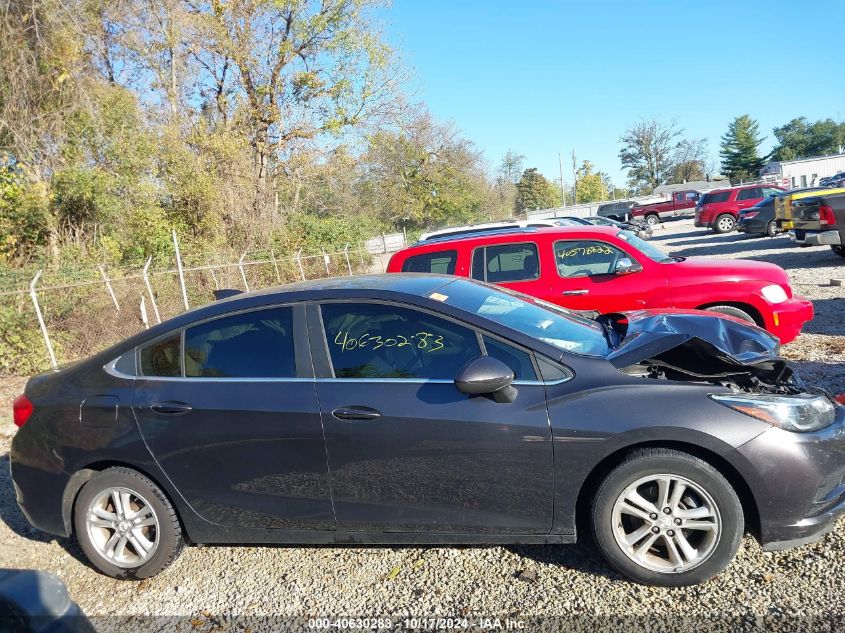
(13, 394, 33, 428)
(819, 205, 836, 226)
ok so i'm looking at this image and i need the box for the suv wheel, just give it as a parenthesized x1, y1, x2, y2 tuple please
(74, 467, 184, 579)
(644, 214, 659, 226)
(713, 214, 736, 233)
(592, 448, 743, 587)
(832, 245, 845, 258)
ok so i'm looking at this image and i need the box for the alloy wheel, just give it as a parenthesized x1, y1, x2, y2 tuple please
(610, 474, 721, 574)
(85, 486, 160, 568)
(716, 216, 735, 232)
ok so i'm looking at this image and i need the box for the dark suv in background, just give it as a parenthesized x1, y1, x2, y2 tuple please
(596, 200, 637, 222)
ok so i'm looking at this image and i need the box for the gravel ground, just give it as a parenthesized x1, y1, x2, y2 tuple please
(1, 220, 844, 631)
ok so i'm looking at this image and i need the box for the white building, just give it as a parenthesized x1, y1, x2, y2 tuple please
(760, 153, 845, 189)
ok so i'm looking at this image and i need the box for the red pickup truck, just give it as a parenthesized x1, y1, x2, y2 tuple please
(630, 189, 701, 225)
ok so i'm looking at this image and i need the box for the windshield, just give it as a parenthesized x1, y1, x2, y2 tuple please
(440, 280, 611, 357)
(615, 230, 672, 263)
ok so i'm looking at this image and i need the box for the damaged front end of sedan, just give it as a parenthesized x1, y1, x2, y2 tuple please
(599, 310, 806, 395)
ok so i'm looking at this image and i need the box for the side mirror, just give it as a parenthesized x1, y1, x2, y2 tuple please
(454, 356, 517, 403)
(614, 257, 642, 275)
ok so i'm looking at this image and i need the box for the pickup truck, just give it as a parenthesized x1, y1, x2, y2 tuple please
(630, 189, 700, 225)
(775, 187, 845, 232)
(787, 190, 845, 257)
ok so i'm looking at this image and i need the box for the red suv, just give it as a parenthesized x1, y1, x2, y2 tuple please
(387, 226, 813, 343)
(695, 185, 785, 233)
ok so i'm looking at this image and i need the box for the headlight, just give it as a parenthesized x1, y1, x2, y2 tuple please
(710, 393, 836, 432)
(761, 284, 788, 304)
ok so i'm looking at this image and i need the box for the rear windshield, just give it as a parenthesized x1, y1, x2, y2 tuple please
(700, 191, 731, 204)
(401, 250, 458, 274)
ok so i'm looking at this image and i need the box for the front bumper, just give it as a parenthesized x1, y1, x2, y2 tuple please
(765, 296, 814, 344)
(736, 403, 845, 550)
(792, 230, 842, 247)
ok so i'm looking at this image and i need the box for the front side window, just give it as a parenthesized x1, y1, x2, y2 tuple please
(554, 240, 627, 277)
(737, 188, 761, 200)
(472, 243, 540, 283)
(184, 307, 295, 378)
(321, 303, 481, 379)
(401, 250, 458, 274)
(140, 333, 181, 377)
(483, 335, 536, 380)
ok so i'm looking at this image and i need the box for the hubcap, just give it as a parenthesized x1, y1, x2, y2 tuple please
(646, 215, 658, 226)
(611, 474, 721, 574)
(86, 486, 159, 568)
(718, 217, 733, 231)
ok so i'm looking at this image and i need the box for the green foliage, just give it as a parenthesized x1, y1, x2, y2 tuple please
(574, 161, 608, 203)
(720, 115, 766, 181)
(619, 119, 682, 193)
(515, 168, 559, 212)
(771, 117, 845, 161)
(0, 306, 55, 375)
(0, 168, 51, 263)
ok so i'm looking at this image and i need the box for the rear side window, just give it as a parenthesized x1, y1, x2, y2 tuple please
(483, 335, 536, 381)
(321, 302, 481, 379)
(401, 250, 458, 274)
(700, 191, 730, 204)
(140, 333, 181, 377)
(472, 243, 540, 283)
(184, 307, 295, 378)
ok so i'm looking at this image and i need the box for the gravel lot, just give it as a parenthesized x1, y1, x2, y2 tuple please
(1, 220, 844, 631)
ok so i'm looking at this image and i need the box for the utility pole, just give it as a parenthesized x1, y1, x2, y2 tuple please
(558, 153, 566, 208)
(571, 149, 578, 205)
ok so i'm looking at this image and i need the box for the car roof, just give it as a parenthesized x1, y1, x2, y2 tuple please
(402, 225, 620, 252)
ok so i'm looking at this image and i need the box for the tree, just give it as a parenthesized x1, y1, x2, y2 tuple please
(573, 160, 607, 203)
(720, 115, 766, 181)
(771, 117, 845, 161)
(515, 168, 558, 212)
(670, 138, 708, 183)
(618, 119, 682, 194)
(497, 150, 525, 185)
(359, 111, 493, 230)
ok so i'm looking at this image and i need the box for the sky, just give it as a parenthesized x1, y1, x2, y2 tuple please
(381, 0, 845, 186)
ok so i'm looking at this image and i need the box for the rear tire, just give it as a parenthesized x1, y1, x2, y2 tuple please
(644, 214, 659, 226)
(832, 245, 845, 258)
(703, 305, 756, 324)
(591, 448, 743, 587)
(713, 214, 736, 233)
(766, 220, 777, 238)
(73, 467, 184, 579)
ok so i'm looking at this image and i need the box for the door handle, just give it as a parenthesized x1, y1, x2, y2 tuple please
(332, 406, 382, 421)
(150, 401, 192, 415)
(562, 289, 589, 295)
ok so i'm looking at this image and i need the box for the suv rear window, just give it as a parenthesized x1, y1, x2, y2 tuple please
(401, 250, 458, 274)
(700, 191, 731, 204)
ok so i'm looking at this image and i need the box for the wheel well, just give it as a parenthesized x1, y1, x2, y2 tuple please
(61, 461, 186, 540)
(574, 441, 760, 541)
(695, 301, 764, 328)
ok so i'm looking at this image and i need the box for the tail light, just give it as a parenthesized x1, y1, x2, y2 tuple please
(742, 211, 759, 219)
(13, 394, 33, 428)
(819, 205, 836, 226)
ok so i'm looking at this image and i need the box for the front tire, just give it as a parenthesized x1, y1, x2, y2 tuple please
(713, 214, 736, 233)
(703, 304, 755, 324)
(73, 467, 184, 579)
(591, 448, 743, 587)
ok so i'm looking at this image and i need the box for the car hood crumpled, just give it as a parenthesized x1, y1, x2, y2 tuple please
(599, 309, 791, 386)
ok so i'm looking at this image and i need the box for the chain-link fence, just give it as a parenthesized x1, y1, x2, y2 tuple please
(0, 234, 394, 375)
